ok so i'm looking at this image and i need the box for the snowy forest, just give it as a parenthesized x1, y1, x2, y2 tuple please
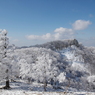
(0, 29, 95, 95)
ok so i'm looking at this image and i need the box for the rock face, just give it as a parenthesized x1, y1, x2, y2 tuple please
(71, 39, 79, 47)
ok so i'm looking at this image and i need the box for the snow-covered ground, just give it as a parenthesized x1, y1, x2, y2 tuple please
(0, 80, 95, 95)
(0, 90, 95, 95)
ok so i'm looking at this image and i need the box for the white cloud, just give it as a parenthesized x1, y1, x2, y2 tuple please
(54, 27, 74, 34)
(54, 27, 74, 40)
(26, 33, 52, 40)
(26, 28, 74, 41)
(72, 20, 91, 30)
(26, 19, 92, 43)
(54, 33, 61, 40)
(27, 35, 40, 40)
(42, 33, 52, 40)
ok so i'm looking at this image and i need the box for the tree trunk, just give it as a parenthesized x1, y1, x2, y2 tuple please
(44, 81, 47, 91)
(6, 80, 10, 88)
(3, 80, 10, 89)
(3, 69, 10, 89)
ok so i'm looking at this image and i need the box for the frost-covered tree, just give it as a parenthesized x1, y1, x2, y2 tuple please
(18, 58, 31, 79)
(15, 47, 61, 90)
(31, 51, 60, 90)
(8, 45, 20, 80)
(0, 29, 10, 89)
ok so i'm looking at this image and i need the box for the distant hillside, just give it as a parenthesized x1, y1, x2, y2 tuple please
(31, 39, 80, 50)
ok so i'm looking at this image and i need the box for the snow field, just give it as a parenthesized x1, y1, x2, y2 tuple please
(0, 90, 95, 95)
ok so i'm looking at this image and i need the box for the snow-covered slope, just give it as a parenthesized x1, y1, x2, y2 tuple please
(59, 45, 89, 72)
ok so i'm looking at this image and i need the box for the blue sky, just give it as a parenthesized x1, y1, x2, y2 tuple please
(0, 0, 95, 46)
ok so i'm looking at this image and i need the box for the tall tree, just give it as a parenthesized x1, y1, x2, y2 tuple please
(0, 29, 10, 89)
